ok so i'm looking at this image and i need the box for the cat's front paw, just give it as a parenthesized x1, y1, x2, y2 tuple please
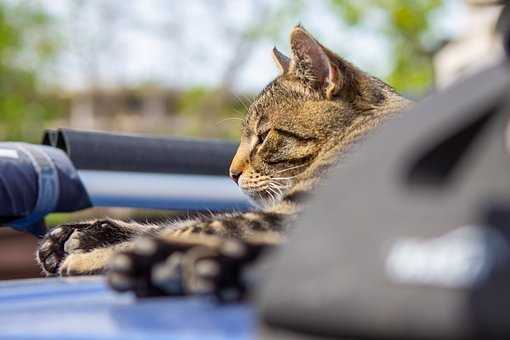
(37, 219, 126, 276)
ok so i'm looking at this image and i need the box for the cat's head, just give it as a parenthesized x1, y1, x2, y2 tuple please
(229, 25, 408, 207)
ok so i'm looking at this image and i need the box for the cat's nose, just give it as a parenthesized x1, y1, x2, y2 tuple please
(229, 170, 242, 184)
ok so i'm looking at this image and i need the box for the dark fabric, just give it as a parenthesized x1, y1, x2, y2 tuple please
(44, 145, 92, 212)
(43, 129, 238, 176)
(257, 61, 510, 339)
(0, 145, 38, 220)
(0, 143, 91, 236)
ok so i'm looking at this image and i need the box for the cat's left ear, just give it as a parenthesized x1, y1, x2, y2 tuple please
(272, 47, 290, 74)
(289, 26, 342, 100)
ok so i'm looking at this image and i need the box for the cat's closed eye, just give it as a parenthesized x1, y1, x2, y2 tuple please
(257, 130, 270, 145)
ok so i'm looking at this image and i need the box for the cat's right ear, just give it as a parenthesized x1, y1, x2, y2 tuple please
(272, 47, 290, 74)
(288, 26, 342, 100)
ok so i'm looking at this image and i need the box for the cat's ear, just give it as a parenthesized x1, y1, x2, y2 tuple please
(289, 26, 342, 99)
(272, 47, 290, 74)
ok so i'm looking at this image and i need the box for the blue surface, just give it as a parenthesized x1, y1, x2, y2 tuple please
(80, 170, 253, 212)
(0, 277, 255, 339)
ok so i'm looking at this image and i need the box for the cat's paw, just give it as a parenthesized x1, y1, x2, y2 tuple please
(107, 236, 268, 301)
(37, 219, 126, 276)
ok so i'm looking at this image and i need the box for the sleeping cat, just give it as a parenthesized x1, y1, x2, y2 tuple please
(36, 26, 410, 296)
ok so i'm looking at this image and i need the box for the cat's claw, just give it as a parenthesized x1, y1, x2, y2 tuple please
(37, 223, 90, 275)
(37, 219, 124, 276)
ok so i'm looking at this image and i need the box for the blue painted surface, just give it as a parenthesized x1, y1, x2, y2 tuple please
(80, 170, 253, 212)
(0, 277, 255, 340)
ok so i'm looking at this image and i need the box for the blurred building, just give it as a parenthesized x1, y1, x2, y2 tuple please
(63, 87, 180, 132)
(46, 86, 247, 140)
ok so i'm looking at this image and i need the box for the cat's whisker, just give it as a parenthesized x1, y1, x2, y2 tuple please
(232, 92, 251, 112)
(275, 163, 307, 174)
(270, 185, 288, 196)
(271, 178, 294, 187)
(266, 190, 275, 202)
(269, 183, 284, 197)
(269, 181, 289, 192)
(271, 176, 297, 181)
(268, 187, 280, 200)
(233, 109, 247, 121)
(215, 117, 243, 126)
(266, 189, 276, 203)
(241, 94, 252, 109)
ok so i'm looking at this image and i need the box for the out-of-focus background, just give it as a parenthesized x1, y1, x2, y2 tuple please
(0, 0, 503, 279)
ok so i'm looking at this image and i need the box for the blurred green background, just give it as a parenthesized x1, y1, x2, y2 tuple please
(0, 0, 464, 143)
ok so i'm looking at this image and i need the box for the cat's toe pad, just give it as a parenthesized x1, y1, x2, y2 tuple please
(37, 219, 123, 276)
(63, 230, 86, 254)
(37, 226, 77, 275)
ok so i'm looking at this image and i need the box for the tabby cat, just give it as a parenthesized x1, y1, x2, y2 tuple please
(36, 26, 410, 297)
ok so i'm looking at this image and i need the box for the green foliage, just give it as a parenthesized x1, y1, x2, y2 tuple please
(177, 87, 210, 117)
(0, 2, 62, 142)
(330, 0, 444, 94)
(176, 87, 248, 140)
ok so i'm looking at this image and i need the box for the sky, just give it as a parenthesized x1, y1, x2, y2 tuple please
(43, 0, 468, 93)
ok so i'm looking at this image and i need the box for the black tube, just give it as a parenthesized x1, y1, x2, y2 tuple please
(42, 129, 238, 176)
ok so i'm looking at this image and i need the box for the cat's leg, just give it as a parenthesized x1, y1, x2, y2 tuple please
(106, 209, 289, 299)
(58, 241, 135, 276)
(37, 219, 158, 276)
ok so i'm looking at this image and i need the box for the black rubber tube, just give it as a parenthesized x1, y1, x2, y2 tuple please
(42, 129, 238, 176)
